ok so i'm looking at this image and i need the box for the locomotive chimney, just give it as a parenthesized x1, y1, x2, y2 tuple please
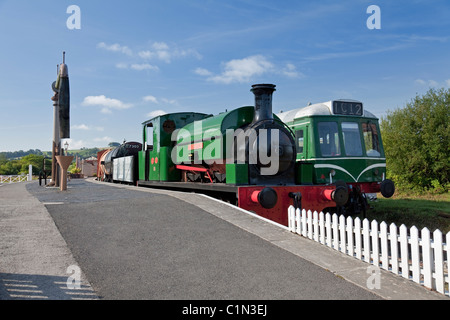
(251, 84, 276, 123)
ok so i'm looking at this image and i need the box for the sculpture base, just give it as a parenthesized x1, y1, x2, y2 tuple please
(55, 156, 74, 191)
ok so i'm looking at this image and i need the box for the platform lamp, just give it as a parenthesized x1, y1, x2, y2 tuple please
(64, 141, 69, 156)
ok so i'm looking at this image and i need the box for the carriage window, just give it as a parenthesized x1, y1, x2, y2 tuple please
(146, 124, 154, 151)
(318, 122, 340, 157)
(362, 122, 381, 157)
(342, 122, 363, 156)
(295, 130, 304, 153)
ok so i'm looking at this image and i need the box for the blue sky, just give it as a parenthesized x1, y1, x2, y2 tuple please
(1, 0, 449, 152)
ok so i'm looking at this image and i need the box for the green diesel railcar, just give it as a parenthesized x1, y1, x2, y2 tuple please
(277, 99, 394, 214)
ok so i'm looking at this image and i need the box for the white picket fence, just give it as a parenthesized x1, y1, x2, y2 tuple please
(288, 206, 449, 297)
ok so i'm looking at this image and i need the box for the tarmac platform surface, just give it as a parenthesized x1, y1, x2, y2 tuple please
(0, 179, 447, 301)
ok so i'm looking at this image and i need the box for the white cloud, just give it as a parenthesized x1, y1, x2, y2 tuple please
(116, 63, 128, 69)
(160, 98, 178, 105)
(197, 56, 302, 84)
(207, 55, 274, 84)
(72, 124, 89, 130)
(130, 63, 159, 71)
(176, 48, 202, 60)
(446, 79, 450, 87)
(116, 63, 159, 71)
(157, 51, 171, 63)
(138, 42, 201, 64)
(61, 139, 86, 150)
(281, 63, 304, 78)
(97, 42, 132, 56)
(138, 42, 172, 63)
(146, 110, 167, 118)
(152, 42, 169, 51)
(72, 124, 104, 131)
(61, 137, 112, 149)
(138, 51, 153, 59)
(415, 79, 426, 85)
(94, 136, 113, 142)
(142, 95, 178, 108)
(143, 95, 158, 103)
(415, 79, 441, 87)
(194, 67, 213, 76)
(82, 95, 133, 114)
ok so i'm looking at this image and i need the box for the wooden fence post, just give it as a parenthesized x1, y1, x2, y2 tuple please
(433, 230, 444, 293)
(347, 216, 354, 258)
(363, 219, 371, 263)
(390, 223, 399, 275)
(372, 220, 380, 267)
(410, 226, 420, 283)
(339, 215, 346, 254)
(380, 222, 388, 270)
(325, 213, 332, 248)
(421, 228, 433, 289)
(399, 224, 409, 279)
(355, 217, 362, 260)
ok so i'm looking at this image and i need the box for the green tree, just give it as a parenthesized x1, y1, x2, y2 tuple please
(380, 88, 449, 192)
(0, 160, 21, 175)
(19, 154, 45, 175)
(0, 153, 7, 165)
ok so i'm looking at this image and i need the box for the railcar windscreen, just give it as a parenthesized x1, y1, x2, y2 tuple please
(362, 122, 381, 157)
(318, 122, 341, 157)
(342, 122, 363, 156)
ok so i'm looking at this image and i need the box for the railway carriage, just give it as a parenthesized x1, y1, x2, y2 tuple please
(277, 99, 395, 215)
(99, 141, 142, 183)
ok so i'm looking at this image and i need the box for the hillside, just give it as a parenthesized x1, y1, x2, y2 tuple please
(1, 148, 107, 160)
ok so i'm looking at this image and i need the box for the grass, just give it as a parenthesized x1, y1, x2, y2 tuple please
(360, 192, 450, 234)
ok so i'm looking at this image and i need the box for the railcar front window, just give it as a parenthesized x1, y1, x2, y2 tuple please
(318, 122, 340, 157)
(342, 122, 363, 156)
(362, 122, 381, 157)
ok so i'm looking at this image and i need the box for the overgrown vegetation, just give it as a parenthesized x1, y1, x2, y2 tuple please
(375, 88, 449, 232)
(380, 88, 449, 194)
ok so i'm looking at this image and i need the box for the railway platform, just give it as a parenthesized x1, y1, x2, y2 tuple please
(0, 179, 446, 301)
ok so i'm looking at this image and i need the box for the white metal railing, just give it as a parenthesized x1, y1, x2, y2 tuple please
(0, 165, 33, 184)
(288, 206, 449, 297)
(0, 175, 29, 184)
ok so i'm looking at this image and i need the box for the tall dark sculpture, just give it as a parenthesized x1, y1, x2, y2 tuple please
(49, 52, 70, 187)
